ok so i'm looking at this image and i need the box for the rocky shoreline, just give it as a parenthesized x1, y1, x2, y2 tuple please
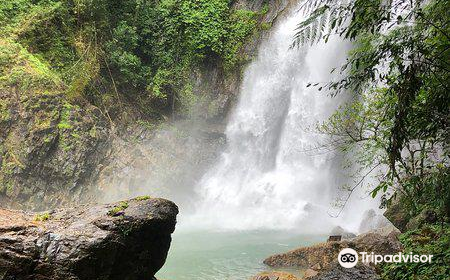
(252, 211, 403, 280)
(0, 197, 178, 280)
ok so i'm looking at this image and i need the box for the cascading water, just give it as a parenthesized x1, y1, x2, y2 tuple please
(184, 5, 378, 233)
(158, 4, 382, 280)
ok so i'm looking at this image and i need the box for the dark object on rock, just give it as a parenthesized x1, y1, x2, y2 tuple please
(0, 197, 178, 280)
(307, 262, 379, 280)
(327, 235, 341, 242)
(263, 227, 402, 269)
(329, 226, 356, 240)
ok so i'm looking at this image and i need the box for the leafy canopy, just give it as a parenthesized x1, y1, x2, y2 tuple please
(0, 0, 262, 117)
(296, 0, 449, 222)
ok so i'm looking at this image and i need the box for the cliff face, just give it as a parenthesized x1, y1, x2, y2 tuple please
(186, 0, 296, 121)
(0, 197, 178, 280)
(94, 0, 298, 204)
(0, 90, 111, 211)
(0, 0, 298, 210)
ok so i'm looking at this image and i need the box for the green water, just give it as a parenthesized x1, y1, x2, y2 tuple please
(156, 230, 326, 280)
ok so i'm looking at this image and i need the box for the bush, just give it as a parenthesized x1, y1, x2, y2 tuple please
(381, 225, 450, 280)
(1, 0, 266, 117)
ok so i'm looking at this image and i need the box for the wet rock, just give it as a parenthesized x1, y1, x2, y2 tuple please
(306, 262, 379, 280)
(0, 197, 178, 280)
(252, 271, 300, 280)
(263, 227, 402, 270)
(96, 120, 227, 205)
(0, 91, 111, 211)
(329, 226, 356, 240)
(359, 209, 393, 234)
(303, 268, 318, 278)
(406, 208, 438, 230)
(384, 194, 410, 231)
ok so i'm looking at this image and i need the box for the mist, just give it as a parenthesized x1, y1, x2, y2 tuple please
(97, 3, 380, 235)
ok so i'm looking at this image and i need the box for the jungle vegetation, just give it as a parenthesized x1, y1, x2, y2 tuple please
(296, 0, 449, 279)
(1, 0, 449, 278)
(0, 0, 265, 119)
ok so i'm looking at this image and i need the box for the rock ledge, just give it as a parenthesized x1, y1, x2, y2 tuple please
(0, 197, 178, 280)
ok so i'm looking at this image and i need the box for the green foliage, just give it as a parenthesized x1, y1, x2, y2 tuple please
(301, 0, 449, 224)
(107, 201, 129, 216)
(34, 212, 51, 221)
(57, 104, 73, 130)
(101, 0, 261, 113)
(0, 99, 11, 122)
(129, 0, 259, 108)
(147, 69, 173, 101)
(0, 38, 63, 92)
(1, 0, 265, 118)
(381, 225, 450, 280)
(293, 0, 390, 46)
(177, 82, 199, 117)
(180, 0, 229, 56)
(223, 9, 258, 69)
(105, 21, 149, 87)
(135, 195, 151, 201)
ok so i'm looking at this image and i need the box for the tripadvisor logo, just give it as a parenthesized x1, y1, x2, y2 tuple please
(338, 248, 433, 268)
(338, 248, 358, 268)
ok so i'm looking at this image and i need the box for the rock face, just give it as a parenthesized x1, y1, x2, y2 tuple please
(384, 194, 410, 231)
(0, 197, 178, 280)
(405, 208, 438, 231)
(329, 226, 356, 240)
(0, 0, 297, 212)
(359, 209, 394, 234)
(263, 227, 402, 270)
(0, 90, 111, 211)
(96, 121, 227, 206)
(306, 263, 379, 280)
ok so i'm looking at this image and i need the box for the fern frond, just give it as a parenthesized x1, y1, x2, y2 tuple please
(301, 0, 331, 15)
(311, 19, 319, 44)
(293, 5, 330, 47)
(319, 10, 328, 35)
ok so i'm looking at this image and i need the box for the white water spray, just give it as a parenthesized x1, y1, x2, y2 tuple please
(185, 6, 378, 233)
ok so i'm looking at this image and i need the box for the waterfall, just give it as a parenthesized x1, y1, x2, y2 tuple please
(185, 5, 378, 233)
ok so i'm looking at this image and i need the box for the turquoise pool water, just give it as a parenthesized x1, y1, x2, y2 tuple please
(156, 230, 326, 280)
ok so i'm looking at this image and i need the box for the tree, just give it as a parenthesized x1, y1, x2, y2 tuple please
(295, 0, 449, 219)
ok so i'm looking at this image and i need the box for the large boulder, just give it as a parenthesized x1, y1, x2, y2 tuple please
(263, 227, 402, 270)
(383, 194, 410, 232)
(0, 197, 178, 280)
(405, 208, 438, 230)
(329, 226, 356, 240)
(306, 262, 379, 280)
(359, 209, 394, 234)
